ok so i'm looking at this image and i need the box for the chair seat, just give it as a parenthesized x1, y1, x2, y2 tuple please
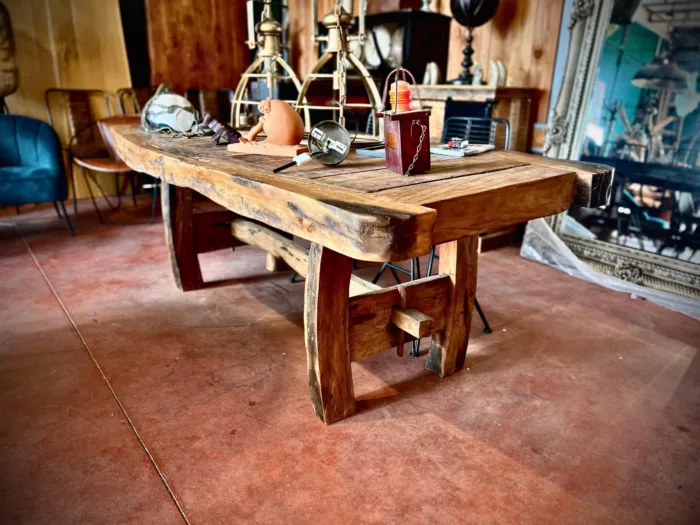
(0, 165, 63, 182)
(74, 156, 131, 173)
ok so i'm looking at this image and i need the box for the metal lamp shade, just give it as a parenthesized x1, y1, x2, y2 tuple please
(632, 55, 689, 91)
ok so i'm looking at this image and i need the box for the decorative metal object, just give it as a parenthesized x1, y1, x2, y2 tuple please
(631, 54, 689, 91)
(378, 68, 430, 175)
(0, 1, 18, 113)
(448, 0, 499, 85)
(295, 0, 382, 138)
(232, 0, 309, 129)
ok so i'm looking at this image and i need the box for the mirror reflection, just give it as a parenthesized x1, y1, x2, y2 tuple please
(570, 0, 700, 263)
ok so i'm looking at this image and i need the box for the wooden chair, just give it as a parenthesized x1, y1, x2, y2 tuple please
(116, 86, 158, 115)
(185, 88, 235, 122)
(45, 89, 112, 213)
(74, 116, 159, 224)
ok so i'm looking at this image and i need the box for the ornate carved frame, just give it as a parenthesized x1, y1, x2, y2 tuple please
(543, 0, 700, 300)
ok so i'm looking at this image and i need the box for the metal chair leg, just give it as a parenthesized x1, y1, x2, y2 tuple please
(71, 165, 78, 213)
(150, 179, 159, 223)
(80, 167, 104, 224)
(130, 172, 138, 206)
(58, 201, 75, 236)
(474, 298, 492, 333)
(115, 173, 122, 209)
(52, 201, 62, 219)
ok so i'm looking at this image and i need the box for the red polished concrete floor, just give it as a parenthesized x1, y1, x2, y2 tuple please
(1, 200, 699, 525)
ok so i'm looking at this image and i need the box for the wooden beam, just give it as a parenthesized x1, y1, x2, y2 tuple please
(305, 244, 356, 424)
(162, 182, 203, 291)
(231, 218, 308, 276)
(391, 308, 433, 339)
(426, 236, 478, 378)
(348, 275, 451, 362)
(231, 217, 381, 296)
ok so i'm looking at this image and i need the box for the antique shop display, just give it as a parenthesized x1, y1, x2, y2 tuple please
(295, 0, 382, 138)
(232, 0, 309, 130)
(448, 0, 500, 85)
(360, 9, 451, 84)
(111, 121, 611, 424)
(0, 1, 18, 113)
(228, 98, 307, 156)
(379, 68, 430, 175)
(540, 0, 700, 301)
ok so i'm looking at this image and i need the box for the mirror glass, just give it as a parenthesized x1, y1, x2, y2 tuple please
(567, 0, 700, 264)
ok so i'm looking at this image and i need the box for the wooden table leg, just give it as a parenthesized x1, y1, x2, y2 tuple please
(161, 181, 204, 291)
(304, 243, 356, 424)
(426, 235, 479, 378)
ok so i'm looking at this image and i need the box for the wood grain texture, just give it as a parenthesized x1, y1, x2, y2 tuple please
(112, 126, 437, 261)
(488, 151, 615, 208)
(378, 164, 577, 244)
(412, 85, 537, 152)
(391, 308, 434, 339)
(305, 244, 356, 425)
(145, 0, 248, 92)
(434, 0, 565, 143)
(349, 274, 450, 361)
(426, 236, 478, 378)
(113, 125, 598, 258)
(162, 182, 203, 291)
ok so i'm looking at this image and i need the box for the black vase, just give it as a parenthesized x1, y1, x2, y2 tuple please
(448, 0, 499, 85)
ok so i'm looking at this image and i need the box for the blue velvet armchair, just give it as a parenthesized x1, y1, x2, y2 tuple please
(0, 115, 74, 234)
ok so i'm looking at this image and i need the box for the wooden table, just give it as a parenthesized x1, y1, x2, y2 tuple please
(112, 125, 613, 424)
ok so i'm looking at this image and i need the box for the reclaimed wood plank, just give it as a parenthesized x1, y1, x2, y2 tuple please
(349, 275, 450, 361)
(305, 244, 356, 424)
(426, 236, 478, 377)
(490, 151, 614, 208)
(112, 126, 437, 262)
(316, 157, 527, 193)
(378, 165, 576, 243)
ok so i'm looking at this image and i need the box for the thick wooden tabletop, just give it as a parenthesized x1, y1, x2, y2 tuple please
(112, 125, 612, 262)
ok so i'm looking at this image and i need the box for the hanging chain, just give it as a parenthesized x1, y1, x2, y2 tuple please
(405, 120, 427, 175)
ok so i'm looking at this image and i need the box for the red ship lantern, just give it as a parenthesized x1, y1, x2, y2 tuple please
(378, 68, 431, 176)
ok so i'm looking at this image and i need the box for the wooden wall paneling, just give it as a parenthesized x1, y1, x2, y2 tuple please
(434, 0, 564, 149)
(145, 0, 248, 93)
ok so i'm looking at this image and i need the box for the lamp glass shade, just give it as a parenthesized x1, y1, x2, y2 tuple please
(631, 55, 689, 91)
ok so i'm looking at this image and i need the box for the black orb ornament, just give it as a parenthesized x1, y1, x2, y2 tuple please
(448, 0, 500, 85)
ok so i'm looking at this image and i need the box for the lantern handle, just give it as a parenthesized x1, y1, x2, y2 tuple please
(381, 67, 423, 113)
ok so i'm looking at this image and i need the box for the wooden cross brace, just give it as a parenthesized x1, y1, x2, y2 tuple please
(230, 217, 449, 357)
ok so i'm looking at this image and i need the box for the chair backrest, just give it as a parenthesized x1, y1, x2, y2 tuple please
(440, 116, 511, 151)
(45, 89, 112, 158)
(96, 115, 141, 162)
(0, 114, 63, 169)
(185, 88, 234, 123)
(116, 87, 158, 115)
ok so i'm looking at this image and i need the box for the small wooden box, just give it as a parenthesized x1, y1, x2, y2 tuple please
(379, 109, 431, 175)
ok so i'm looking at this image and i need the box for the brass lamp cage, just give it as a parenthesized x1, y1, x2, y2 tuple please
(295, 0, 382, 138)
(231, 0, 309, 129)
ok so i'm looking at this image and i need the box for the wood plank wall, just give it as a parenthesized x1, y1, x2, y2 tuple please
(144, 0, 249, 93)
(290, 0, 564, 149)
(5, 0, 132, 199)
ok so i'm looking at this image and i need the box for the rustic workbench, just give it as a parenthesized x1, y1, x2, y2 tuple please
(112, 125, 613, 424)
